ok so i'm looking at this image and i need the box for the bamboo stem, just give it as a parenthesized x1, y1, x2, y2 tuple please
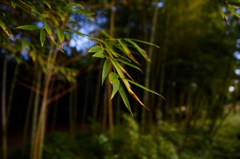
(2, 56, 8, 159)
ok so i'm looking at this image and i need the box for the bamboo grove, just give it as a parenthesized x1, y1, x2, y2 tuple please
(1, 0, 240, 159)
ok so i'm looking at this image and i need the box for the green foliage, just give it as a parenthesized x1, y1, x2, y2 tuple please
(88, 38, 163, 113)
(216, 0, 240, 24)
(6, 112, 240, 159)
(43, 133, 78, 159)
(209, 113, 240, 159)
(1, 0, 163, 114)
(75, 114, 178, 159)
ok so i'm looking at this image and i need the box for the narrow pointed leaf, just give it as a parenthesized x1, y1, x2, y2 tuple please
(40, 29, 45, 47)
(119, 84, 133, 116)
(0, 20, 6, 30)
(57, 29, 64, 42)
(66, 3, 84, 10)
(102, 60, 110, 85)
(109, 72, 119, 84)
(11, 2, 17, 8)
(104, 42, 119, 57)
(111, 80, 120, 99)
(123, 81, 149, 110)
(44, 1, 51, 9)
(89, 45, 102, 53)
(110, 59, 125, 79)
(116, 62, 134, 80)
(217, 4, 225, 20)
(126, 79, 165, 100)
(115, 59, 142, 73)
(63, 29, 94, 40)
(15, 25, 40, 30)
(44, 21, 52, 35)
(226, 4, 240, 18)
(126, 38, 159, 48)
(118, 39, 140, 65)
(92, 51, 105, 58)
(124, 39, 151, 62)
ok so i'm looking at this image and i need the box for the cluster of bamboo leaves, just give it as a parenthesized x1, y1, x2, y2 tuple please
(88, 39, 164, 114)
(217, 0, 240, 24)
(0, 0, 163, 113)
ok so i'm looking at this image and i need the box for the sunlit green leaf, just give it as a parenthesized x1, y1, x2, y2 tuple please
(104, 42, 119, 58)
(226, 4, 240, 18)
(218, 0, 240, 6)
(127, 38, 159, 48)
(217, 4, 225, 20)
(102, 60, 110, 85)
(111, 80, 120, 99)
(40, 29, 45, 47)
(44, 21, 52, 35)
(109, 72, 119, 84)
(63, 29, 89, 37)
(11, 2, 17, 8)
(118, 39, 140, 65)
(43, 1, 51, 9)
(89, 45, 102, 53)
(0, 20, 6, 30)
(115, 59, 142, 73)
(92, 51, 105, 58)
(66, 3, 84, 10)
(110, 59, 125, 79)
(15, 25, 40, 30)
(124, 39, 151, 62)
(57, 29, 64, 42)
(119, 84, 133, 116)
(116, 62, 134, 80)
(39, 14, 49, 19)
(122, 79, 149, 110)
(126, 79, 165, 100)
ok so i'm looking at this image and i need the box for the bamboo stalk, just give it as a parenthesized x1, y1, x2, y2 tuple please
(1, 56, 8, 159)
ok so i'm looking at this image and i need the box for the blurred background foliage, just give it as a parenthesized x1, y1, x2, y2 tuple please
(1, 0, 240, 159)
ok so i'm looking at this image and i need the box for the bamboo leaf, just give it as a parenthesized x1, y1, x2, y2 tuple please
(15, 25, 40, 30)
(226, 4, 240, 18)
(118, 39, 140, 65)
(66, 3, 84, 10)
(110, 59, 126, 80)
(57, 29, 64, 42)
(104, 42, 119, 58)
(0, 20, 6, 30)
(63, 29, 89, 37)
(124, 39, 151, 62)
(218, 0, 240, 6)
(217, 4, 225, 20)
(119, 84, 133, 116)
(109, 72, 119, 84)
(43, 21, 52, 35)
(111, 80, 120, 99)
(126, 38, 159, 48)
(122, 80, 149, 110)
(92, 50, 105, 58)
(115, 59, 143, 73)
(11, 2, 17, 8)
(88, 45, 102, 53)
(116, 62, 134, 80)
(40, 29, 45, 47)
(126, 79, 165, 100)
(102, 60, 110, 85)
(43, 1, 51, 9)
